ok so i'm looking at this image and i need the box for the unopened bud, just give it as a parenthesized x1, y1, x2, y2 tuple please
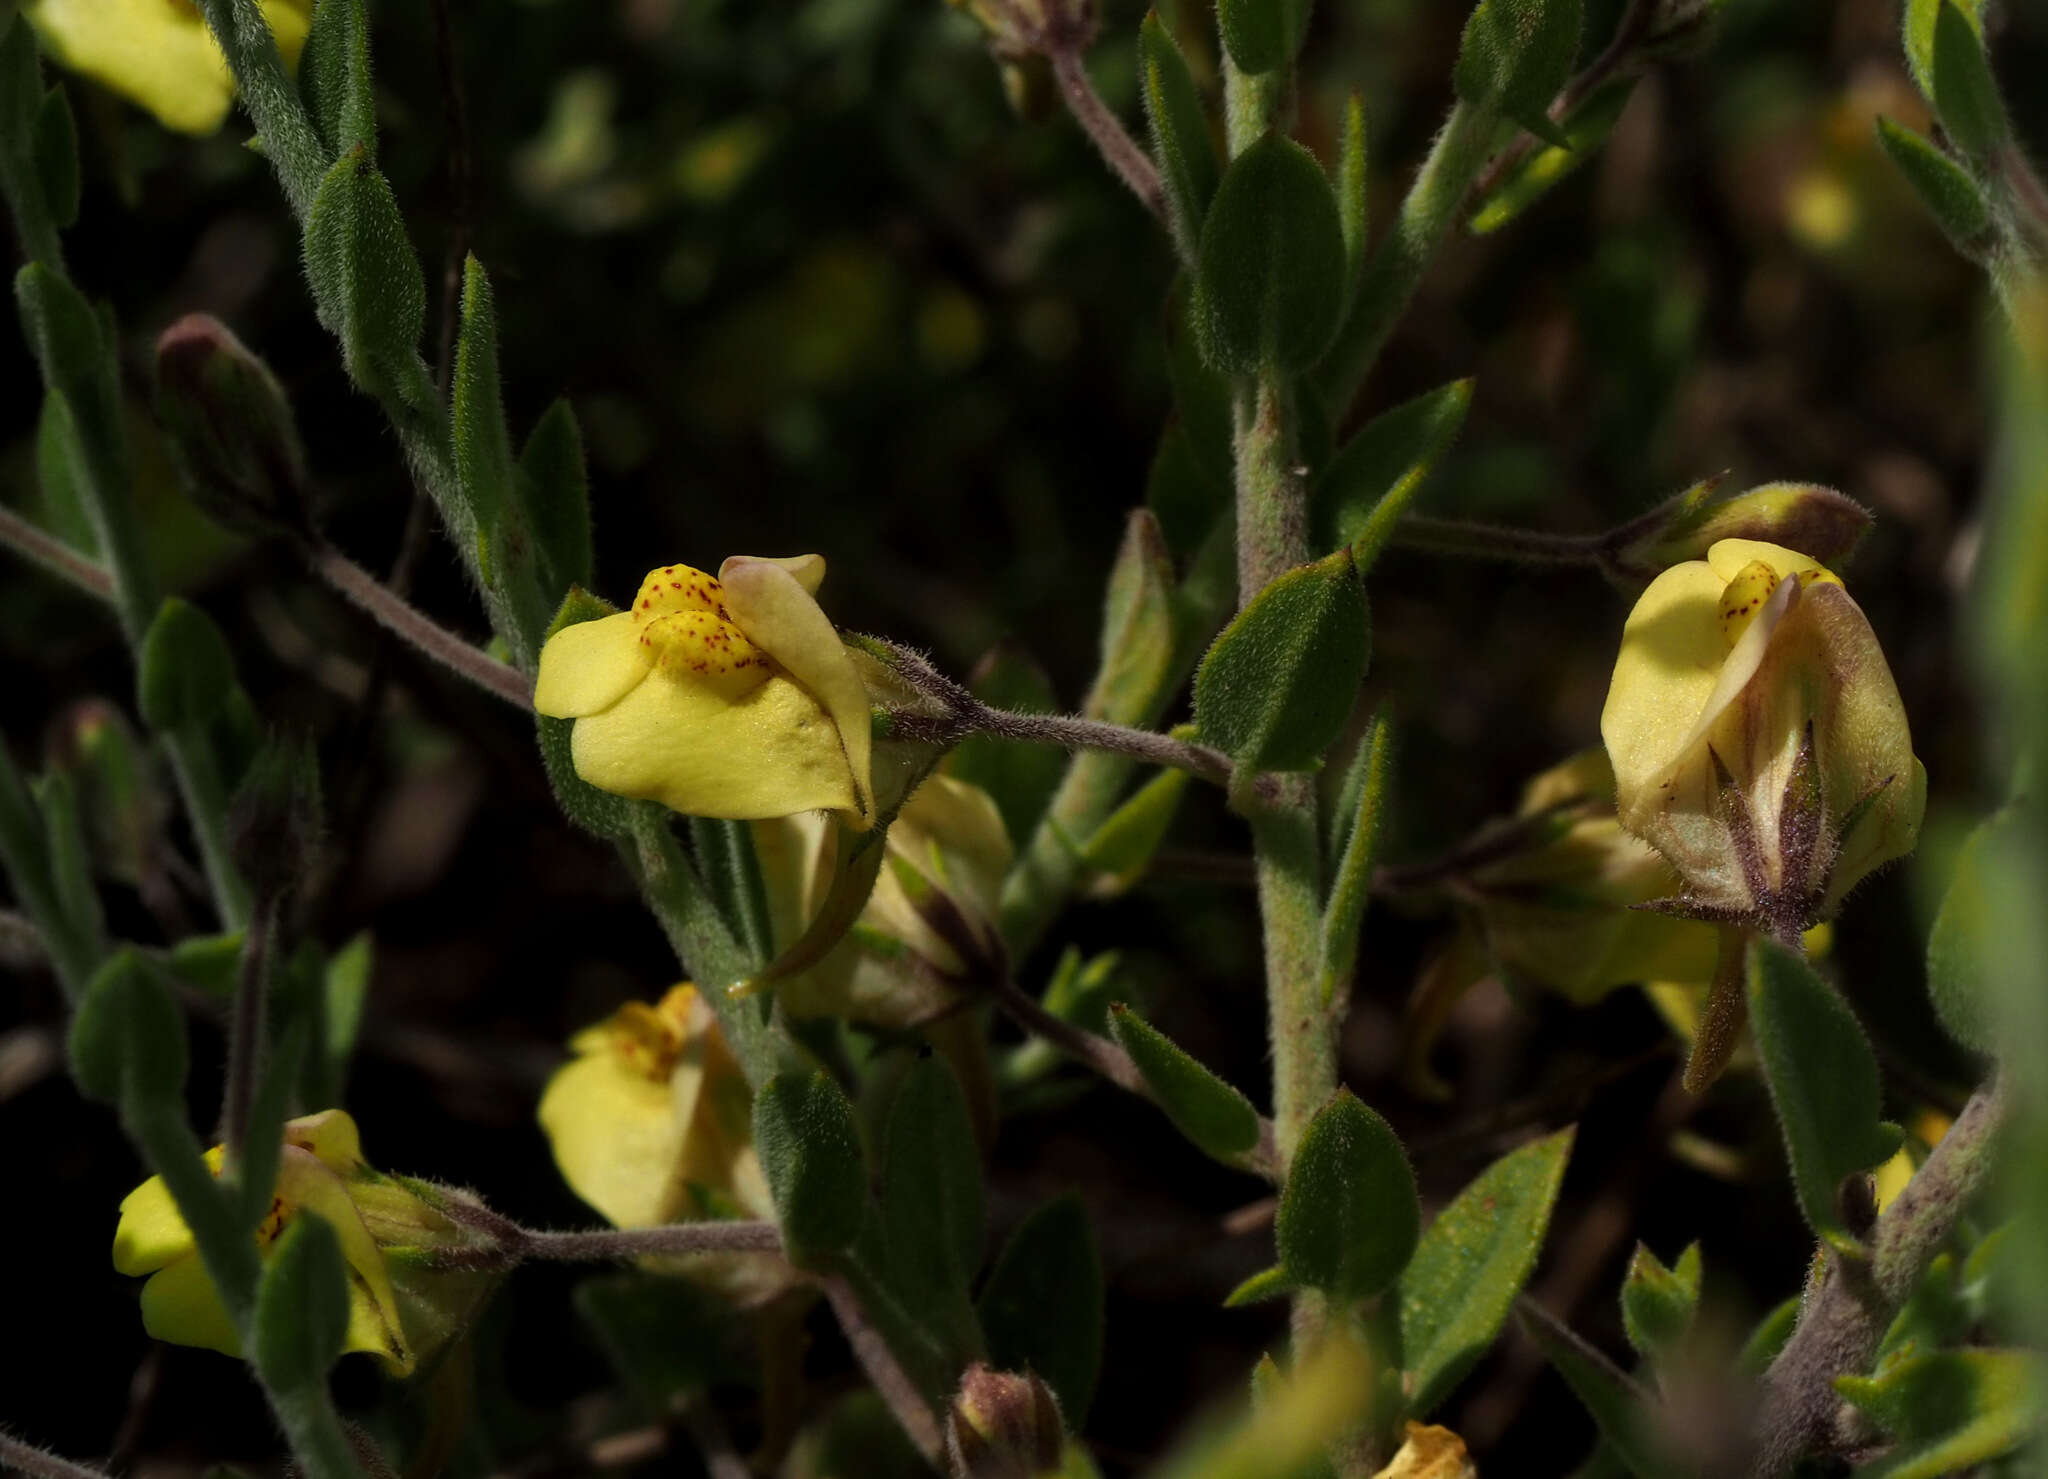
(1607, 480, 1870, 584)
(946, 1365, 1065, 1479)
(227, 735, 323, 901)
(154, 313, 310, 538)
(946, 0, 1096, 61)
(45, 699, 167, 888)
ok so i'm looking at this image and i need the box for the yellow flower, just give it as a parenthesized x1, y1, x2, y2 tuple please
(534, 556, 874, 825)
(1372, 1423, 1477, 1479)
(24, 0, 312, 137)
(112, 1110, 417, 1373)
(752, 774, 1012, 1026)
(1600, 538, 1924, 929)
(539, 984, 771, 1231)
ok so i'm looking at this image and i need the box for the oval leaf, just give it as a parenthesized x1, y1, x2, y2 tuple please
(252, 1214, 351, 1392)
(881, 1055, 985, 1300)
(1108, 1003, 1261, 1162)
(1875, 115, 1991, 250)
(977, 1194, 1105, 1422)
(753, 1069, 868, 1269)
(137, 598, 237, 732)
(1313, 379, 1473, 567)
(302, 148, 426, 402)
(1928, 0, 2008, 168)
(1193, 134, 1347, 376)
(1214, 0, 1312, 79)
(1195, 549, 1369, 773)
(1139, 14, 1219, 258)
(1276, 1089, 1418, 1303)
(1399, 1125, 1573, 1416)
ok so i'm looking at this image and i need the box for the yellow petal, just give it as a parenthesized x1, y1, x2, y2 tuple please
(719, 555, 874, 825)
(114, 1174, 197, 1275)
(1704, 538, 1831, 584)
(1373, 1422, 1476, 1479)
(538, 1050, 687, 1229)
(533, 612, 651, 719)
(1600, 558, 1726, 827)
(569, 666, 856, 818)
(750, 811, 835, 952)
(138, 1254, 245, 1356)
(1517, 747, 1617, 815)
(283, 1108, 364, 1174)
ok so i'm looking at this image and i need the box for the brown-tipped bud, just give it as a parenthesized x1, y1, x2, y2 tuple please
(227, 735, 323, 903)
(44, 699, 167, 888)
(1607, 480, 1871, 584)
(154, 314, 311, 538)
(946, 1365, 1065, 1479)
(946, 0, 1097, 61)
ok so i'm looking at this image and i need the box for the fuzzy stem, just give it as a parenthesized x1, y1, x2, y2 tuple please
(1390, 514, 1606, 566)
(161, 731, 253, 932)
(1316, 100, 1498, 421)
(822, 1275, 945, 1465)
(0, 1433, 111, 1479)
(0, 506, 112, 600)
(1750, 1073, 2008, 1476)
(306, 543, 534, 709)
(1047, 48, 1168, 227)
(217, 896, 275, 1176)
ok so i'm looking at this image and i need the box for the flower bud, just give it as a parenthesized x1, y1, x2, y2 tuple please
(1608, 481, 1870, 584)
(44, 699, 167, 889)
(753, 774, 1012, 1027)
(946, 0, 1096, 61)
(111, 1110, 496, 1376)
(154, 314, 311, 537)
(1601, 538, 1924, 936)
(226, 734, 323, 904)
(945, 1364, 1066, 1479)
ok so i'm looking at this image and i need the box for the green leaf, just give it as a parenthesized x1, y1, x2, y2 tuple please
(1167, 283, 1235, 497)
(977, 1194, 1105, 1422)
(302, 148, 426, 405)
(299, 0, 375, 158)
(1902, 0, 1985, 103)
(1319, 711, 1393, 1002)
(1107, 1003, 1261, 1162)
(1468, 77, 1635, 235)
(69, 949, 188, 1105)
(1313, 379, 1472, 564)
(32, 87, 78, 229)
(946, 642, 1065, 845)
(1454, 0, 1585, 145)
(1926, 806, 2025, 1056)
(1335, 94, 1367, 296)
(1148, 425, 1230, 562)
(35, 771, 104, 969)
(1194, 549, 1368, 773)
(880, 1055, 986, 1302)
(1928, 0, 2008, 169)
(321, 930, 372, 1089)
(1739, 1295, 1799, 1376)
(1837, 1349, 2045, 1479)
(1223, 1264, 1293, 1307)
(250, 1212, 350, 1392)
(576, 1273, 746, 1411)
(1093, 509, 1179, 728)
(753, 1070, 868, 1269)
(1746, 938, 1902, 1251)
(1213, 0, 1311, 76)
(1193, 134, 1347, 375)
(1399, 1126, 1574, 1416)
(1078, 768, 1189, 895)
(1276, 1089, 1418, 1303)
(160, 931, 246, 998)
(519, 397, 594, 602)
(1518, 1301, 1675, 1479)
(137, 598, 238, 732)
(1138, 13, 1218, 259)
(1874, 116, 1992, 252)
(1619, 1242, 1701, 1363)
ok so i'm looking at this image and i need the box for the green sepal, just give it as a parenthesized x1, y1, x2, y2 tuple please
(299, 0, 376, 158)
(68, 949, 189, 1105)
(753, 1070, 868, 1269)
(1925, 805, 2027, 1056)
(977, 1194, 1105, 1422)
(1454, 0, 1584, 145)
(1518, 1301, 1671, 1479)
(302, 148, 427, 406)
(1223, 1264, 1293, 1307)
(1313, 378, 1473, 565)
(1193, 134, 1347, 376)
(1276, 1088, 1418, 1304)
(1618, 1242, 1701, 1363)
(1927, 0, 2008, 170)
(32, 86, 78, 228)
(1138, 12, 1219, 260)
(1874, 116, 1992, 254)
(1399, 1126, 1573, 1416)
(1078, 768, 1189, 895)
(519, 397, 595, 603)
(1319, 710, 1393, 1002)
(1835, 1348, 2045, 1479)
(137, 598, 238, 732)
(251, 1214, 351, 1392)
(1194, 549, 1368, 774)
(1746, 938, 1903, 1253)
(1213, 0, 1311, 76)
(879, 1055, 986, 1307)
(1107, 1003, 1262, 1162)
(1468, 78, 1635, 235)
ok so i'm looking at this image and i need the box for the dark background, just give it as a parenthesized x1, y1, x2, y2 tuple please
(3, 0, 2042, 1471)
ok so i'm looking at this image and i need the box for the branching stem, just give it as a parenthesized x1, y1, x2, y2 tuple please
(306, 542, 535, 709)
